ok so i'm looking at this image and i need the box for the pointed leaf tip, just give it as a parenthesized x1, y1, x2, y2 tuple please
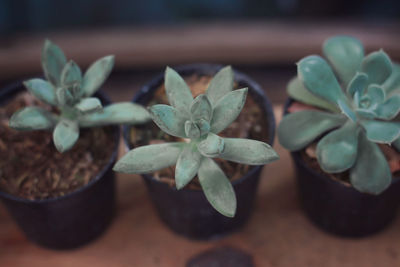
(83, 55, 115, 97)
(198, 158, 237, 217)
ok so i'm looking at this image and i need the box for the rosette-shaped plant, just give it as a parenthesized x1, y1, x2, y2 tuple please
(278, 35, 400, 194)
(9, 40, 150, 152)
(114, 66, 279, 217)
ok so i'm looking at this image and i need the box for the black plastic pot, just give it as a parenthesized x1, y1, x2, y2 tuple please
(284, 98, 400, 237)
(123, 63, 276, 240)
(0, 81, 119, 249)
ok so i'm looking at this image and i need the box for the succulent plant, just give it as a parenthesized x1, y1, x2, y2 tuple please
(114, 66, 279, 217)
(278, 35, 400, 195)
(9, 40, 150, 152)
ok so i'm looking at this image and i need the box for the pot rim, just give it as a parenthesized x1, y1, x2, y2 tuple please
(0, 79, 120, 204)
(283, 97, 400, 192)
(123, 63, 276, 192)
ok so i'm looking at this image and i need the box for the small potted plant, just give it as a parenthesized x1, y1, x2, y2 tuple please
(0, 40, 150, 249)
(115, 64, 279, 239)
(278, 35, 400, 237)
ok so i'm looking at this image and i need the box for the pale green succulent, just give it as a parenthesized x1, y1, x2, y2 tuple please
(9, 40, 150, 153)
(278, 35, 400, 195)
(114, 66, 279, 217)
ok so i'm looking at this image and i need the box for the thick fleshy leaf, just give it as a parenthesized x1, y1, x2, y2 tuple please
(148, 104, 187, 138)
(184, 120, 200, 139)
(210, 88, 248, 134)
(316, 122, 359, 173)
(298, 55, 346, 104)
(355, 109, 376, 119)
(75, 97, 102, 114)
(219, 138, 279, 165)
(190, 94, 212, 122)
(287, 77, 339, 112)
(56, 87, 74, 106)
(197, 133, 225, 157)
(361, 50, 392, 85)
(113, 143, 184, 173)
(198, 157, 236, 217)
(350, 132, 391, 194)
(196, 118, 210, 137)
(366, 84, 385, 106)
(9, 107, 56, 130)
(41, 39, 67, 86)
(323, 36, 364, 86)
(375, 95, 400, 120)
(175, 144, 202, 189)
(338, 99, 357, 122)
(361, 120, 400, 144)
(347, 72, 368, 98)
(82, 55, 114, 97)
(53, 119, 79, 153)
(79, 102, 150, 127)
(24, 78, 56, 105)
(382, 64, 400, 95)
(206, 66, 234, 106)
(164, 67, 193, 115)
(278, 110, 346, 151)
(61, 60, 82, 87)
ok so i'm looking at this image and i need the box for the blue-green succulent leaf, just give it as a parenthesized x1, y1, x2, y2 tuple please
(113, 143, 185, 173)
(53, 119, 79, 153)
(23, 78, 56, 105)
(323, 36, 364, 86)
(350, 132, 391, 195)
(366, 84, 385, 106)
(382, 64, 400, 95)
(347, 72, 368, 98)
(375, 94, 400, 120)
(149, 104, 187, 138)
(206, 66, 234, 106)
(278, 110, 346, 151)
(197, 133, 225, 157)
(56, 87, 74, 106)
(198, 157, 236, 217)
(355, 108, 376, 119)
(41, 39, 67, 87)
(61, 60, 82, 86)
(316, 122, 359, 173)
(175, 144, 202, 189)
(190, 94, 212, 122)
(287, 77, 339, 112)
(75, 97, 102, 114)
(298, 55, 346, 104)
(82, 55, 114, 97)
(361, 50, 392, 85)
(9, 107, 56, 130)
(361, 120, 400, 144)
(185, 120, 200, 139)
(219, 138, 279, 165)
(210, 88, 248, 134)
(338, 99, 357, 122)
(79, 102, 150, 127)
(165, 67, 193, 115)
(196, 118, 210, 137)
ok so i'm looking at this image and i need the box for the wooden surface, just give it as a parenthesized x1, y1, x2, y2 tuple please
(1, 102, 400, 266)
(1, 21, 400, 80)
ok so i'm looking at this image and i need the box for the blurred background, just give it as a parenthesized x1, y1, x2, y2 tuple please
(0, 0, 399, 102)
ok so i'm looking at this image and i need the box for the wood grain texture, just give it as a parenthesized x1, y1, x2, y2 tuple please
(1, 21, 400, 80)
(0, 103, 399, 266)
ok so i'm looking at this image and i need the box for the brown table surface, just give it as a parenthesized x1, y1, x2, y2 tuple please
(1, 83, 400, 267)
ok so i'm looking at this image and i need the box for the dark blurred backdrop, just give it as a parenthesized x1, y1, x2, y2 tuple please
(1, 0, 399, 35)
(0, 0, 399, 103)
